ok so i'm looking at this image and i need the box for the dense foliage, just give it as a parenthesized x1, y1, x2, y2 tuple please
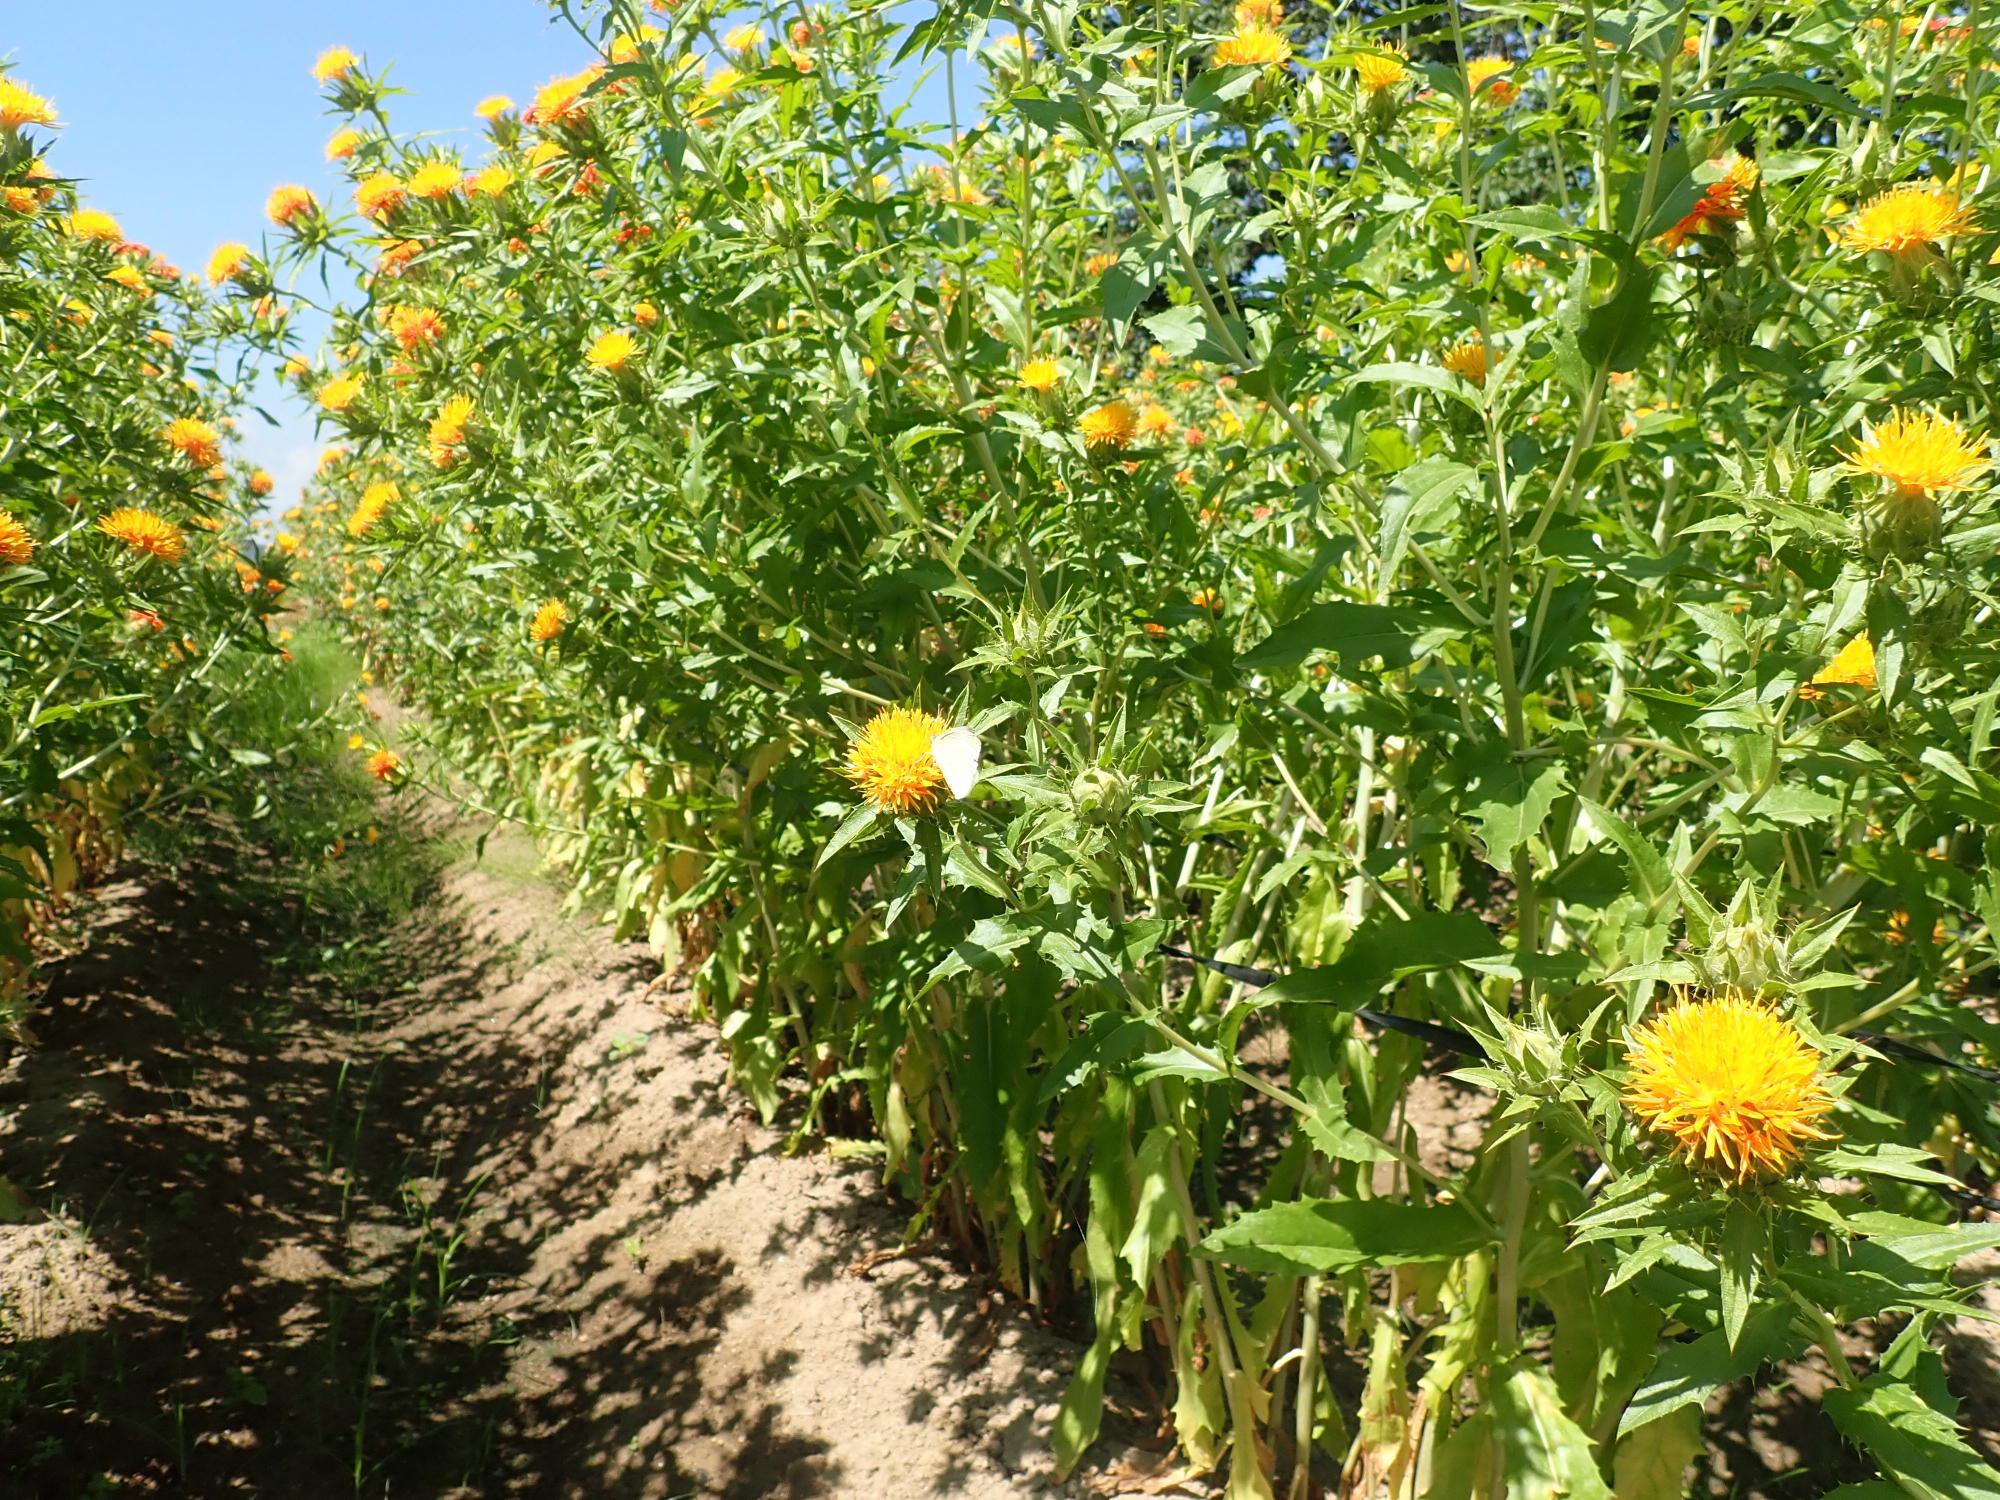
(0, 87, 303, 1013)
(34, 0, 2000, 1491)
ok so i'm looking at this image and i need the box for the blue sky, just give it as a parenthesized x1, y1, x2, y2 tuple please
(8, 2, 970, 507)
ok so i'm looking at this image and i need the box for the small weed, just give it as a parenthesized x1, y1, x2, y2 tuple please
(608, 1032, 650, 1063)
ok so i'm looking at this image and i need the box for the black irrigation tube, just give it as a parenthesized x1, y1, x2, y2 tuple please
(1160, 942, 2000, 1215)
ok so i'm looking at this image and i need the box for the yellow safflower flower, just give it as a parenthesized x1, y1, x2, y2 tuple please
(844, 706, 951, 815)
(1623, 989, 1836, 1182)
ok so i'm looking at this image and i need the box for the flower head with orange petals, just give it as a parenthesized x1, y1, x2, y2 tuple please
(1079, 400, 1139, 449)
(1442, 336, 1489, 388)
(163, 417, 222, 468)
(0, 79, 57, 132)
(586, 329, 637, 372)
(1845, 408, 1989, 499)
(100, 507, 186, 563)
(319, 373, 365, 413)
(1840, 183, 1975, 258)
(1623, 988, 1837, 1182)
(313, 46, 359, 84)
(65, 207, 122, 241)
(407, 161, 461, 201)
(1799, 632, 1877, 701)
(347, 480, 397, 537)
(0, 511, 35, 567)
(528, 67, 602, 127)
(1354, 47, 1408, 93)
(387, 305, 445, 351)
(355, 173, 406, 220)
(1019, 357, 1064, 392)
(1662, 155, 1759, 249)
(844, 706, 951, 815)
(1467, 56, 1518, 104)
(267, 184, 317, 227)
(529, 597, 570, 643)
(1213, 26, 1292, 68)
(429, 395, 475, 467)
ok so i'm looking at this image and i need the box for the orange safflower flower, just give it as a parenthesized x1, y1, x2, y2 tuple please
(356, 172, 406, 220)
(586, 329, 638, 372)
(1844, 408, 1989, 499)
(0, 79, 57, 131)
(163, 416, 222, 467)
(1078, 400, 1138, 449)
(313, 46, 359, 83)
(267, 183, 317, 226)
(0, 511, 35, 567)
(1662, 155, 1759, 249)
(429, 394, 475, 467)
(528, 66, 602, 126)
(99, 507, 186, 562)
(407, 160, 461, 200)
(529, 597, 570, 642)
(1799, 633, 1876, 701)
(1467, 56, 1518, 105)
(844, 706, 951, 815)
(65, 207, 122, 241)
(1441, 336, 1489, 387)
(1623, 989, 1836, 1182)
(1839, 183, 1975, 258)
(387, 305, 445, 350)
(1213, 26, 1291, 67)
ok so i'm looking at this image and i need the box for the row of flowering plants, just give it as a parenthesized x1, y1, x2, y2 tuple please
(269, 0, 2000, 1492)
(0, 77, 298, 1015)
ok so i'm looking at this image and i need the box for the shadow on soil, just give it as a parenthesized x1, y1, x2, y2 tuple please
(0, 812, 1046, 1499)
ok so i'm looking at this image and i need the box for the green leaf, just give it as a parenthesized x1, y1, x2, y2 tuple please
(1437, 1359, 1615, 1500)
(1251, 910, 1501, 1008)
(1238, 598, 1455, 673)
(1579, 797, 1673, 903)
(30, 692, 147, 729)
(1824, 1375, 2000, 1500)
(813, 803, 878, 870)
(1347, 361, 1484, 411)
(1613, 1406, 1703, 1500)
(1119, 1126, 1188, 1287)
(1846, 1212, 2000, 1270)
(1684, 71, 1870, 120)
(1463, 746, 1572, 864)
(1578, 265, 1659, 374)
(1037, 1015, 1151, 1104)
(1301, 1103, 1396, 1163)
(1619, 1304, 1805, 1436)
(1816, 1143, 1962, 1188)
(1466, 205, 1623, 258)
(1197, 1196, 1491, 1277)
(1718, 1199, 1762, 1352)
(1380, 457, 1477, 582)
(1140, 303, 1207, 357)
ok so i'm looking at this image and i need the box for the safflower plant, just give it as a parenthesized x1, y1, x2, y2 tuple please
(0, 72, 304, 1016)
(260, 0, 2000, 1493)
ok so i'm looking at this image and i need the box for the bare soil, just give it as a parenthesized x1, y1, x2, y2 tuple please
(0, 811, 1171, 1499)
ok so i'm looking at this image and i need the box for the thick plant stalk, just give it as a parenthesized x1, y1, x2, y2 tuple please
(1287, 1275, 1325, 1500)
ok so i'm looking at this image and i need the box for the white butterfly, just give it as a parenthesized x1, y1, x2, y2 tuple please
(930, 726, 983, 800)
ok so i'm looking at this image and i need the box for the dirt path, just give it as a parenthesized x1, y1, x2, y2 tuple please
(0, 810, 1169, 1498)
